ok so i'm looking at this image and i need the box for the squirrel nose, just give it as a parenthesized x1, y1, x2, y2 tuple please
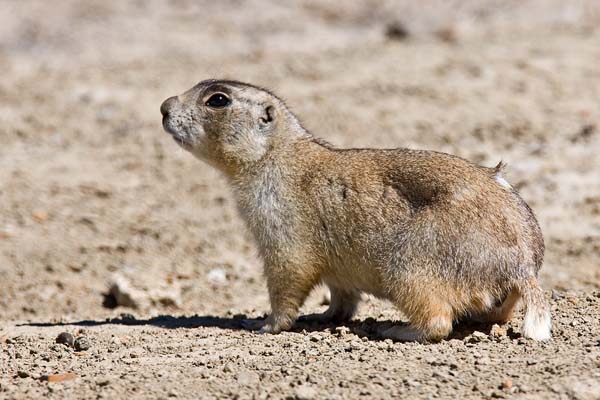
(161, 96, 180, 116)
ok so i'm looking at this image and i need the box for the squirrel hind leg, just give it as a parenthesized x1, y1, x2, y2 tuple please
(323, 287, 361, 321)
(471, 288, 521, 324)
(384, 295, 454, 342)
(299, 287, 360, 323)
(380, 313, 453, 343)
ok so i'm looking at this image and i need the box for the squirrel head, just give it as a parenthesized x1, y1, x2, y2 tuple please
(161, 79, 303, 175)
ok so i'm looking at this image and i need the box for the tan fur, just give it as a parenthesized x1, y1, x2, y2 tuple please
(160, 79, 551, 342)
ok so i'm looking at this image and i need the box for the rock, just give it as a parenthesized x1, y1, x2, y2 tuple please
(74, 336, 91, 351)
(501, 379, 513, 390)
(236, 370, 260, 385)
(55, 332, 74, 348)
(294, 384, 318, 400)
(207, 268, 227, 285)
(107, 274, 147, 309)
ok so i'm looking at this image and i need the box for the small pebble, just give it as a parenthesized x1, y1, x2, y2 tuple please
(74, 336, 91, 351)
(207, 268, 227, 285)
(129, 348, 143, 358)
(434, 27, 458, 44)
(32, 209, 48, 222)
(110, 336, 122, 346)
(403, 379, 421, 387)
(334, 326, 350, 336)
(385, 21, 410, 41)
(41, 372, 77, 383)
(475, 357, 491, 366)
(17, 370, 30, 378)
(223, 364, 234, 373)
(119, 313, 136, 321)
(309, 333, 322, 342)
(501, 379, 513, 390)
(490, 324, 507, 339)
(472, 331, 488, 339)
(465, 331, 488, 343)
(96, 377, 111, 387)
(551, 290, 563, 301)
(56, 332, 74, 348)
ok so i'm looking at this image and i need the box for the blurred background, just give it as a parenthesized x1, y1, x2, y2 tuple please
(1, 0, 599, 322)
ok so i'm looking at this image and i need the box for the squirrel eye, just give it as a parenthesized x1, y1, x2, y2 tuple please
(205, 93, 230, 108)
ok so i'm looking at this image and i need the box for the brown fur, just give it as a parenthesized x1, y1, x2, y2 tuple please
(160, 79, 551, 342)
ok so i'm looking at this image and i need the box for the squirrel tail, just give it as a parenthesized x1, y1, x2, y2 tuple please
(519, 276, 552, 341)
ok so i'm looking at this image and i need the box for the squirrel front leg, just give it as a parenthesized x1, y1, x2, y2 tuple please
(260, 261, 319, 334)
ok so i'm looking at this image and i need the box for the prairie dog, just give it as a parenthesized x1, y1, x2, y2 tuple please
(160, 79, 551, 342)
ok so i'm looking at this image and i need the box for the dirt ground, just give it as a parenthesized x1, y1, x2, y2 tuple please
(1, 1, 599, 399)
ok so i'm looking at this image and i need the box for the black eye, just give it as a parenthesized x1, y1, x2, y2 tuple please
(205, 93, 230, 108)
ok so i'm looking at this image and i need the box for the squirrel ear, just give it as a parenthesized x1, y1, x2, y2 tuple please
(259, 105, 275, 126)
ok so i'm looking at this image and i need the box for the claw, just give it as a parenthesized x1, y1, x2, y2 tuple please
(258, 324, 274, 334)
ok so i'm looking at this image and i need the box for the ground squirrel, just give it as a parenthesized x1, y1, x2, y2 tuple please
(160, 79, 551, 342)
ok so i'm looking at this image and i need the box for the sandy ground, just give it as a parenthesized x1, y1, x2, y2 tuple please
(1, 1, 599, 399)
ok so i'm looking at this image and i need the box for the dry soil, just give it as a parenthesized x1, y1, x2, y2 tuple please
(1, 1, 599, 399)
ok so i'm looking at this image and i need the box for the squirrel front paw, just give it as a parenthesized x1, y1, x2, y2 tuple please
(241, 315, 294, 334)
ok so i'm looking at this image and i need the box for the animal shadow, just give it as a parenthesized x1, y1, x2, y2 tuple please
(19, 312, 519, 342)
